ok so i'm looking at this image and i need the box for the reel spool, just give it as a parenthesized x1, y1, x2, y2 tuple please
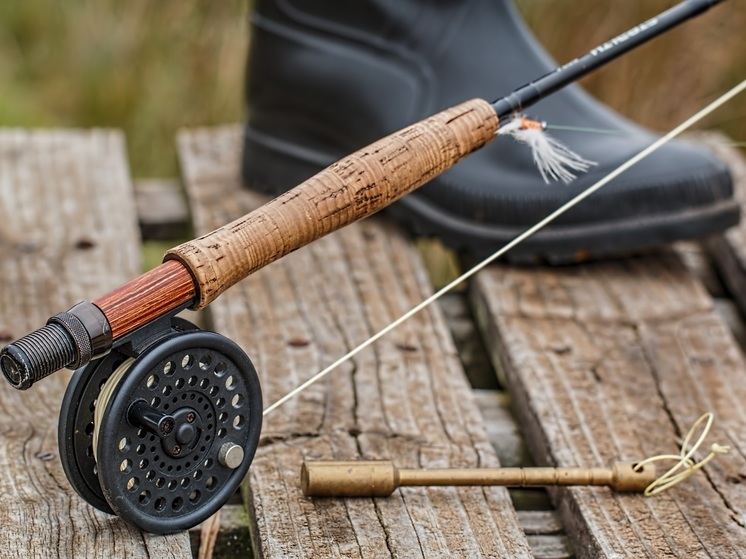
(59, 318, 262, 534)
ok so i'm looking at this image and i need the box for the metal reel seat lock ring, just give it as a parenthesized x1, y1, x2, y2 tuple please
(59, 323, 262, 534)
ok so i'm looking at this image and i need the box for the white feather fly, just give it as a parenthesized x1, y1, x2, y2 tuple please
(498, 116, 596, 184)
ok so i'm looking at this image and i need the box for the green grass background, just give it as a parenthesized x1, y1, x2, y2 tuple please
(1, 0, 743, 178)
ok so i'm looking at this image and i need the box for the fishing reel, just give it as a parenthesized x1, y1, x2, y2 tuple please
(58, 313, 262, 534)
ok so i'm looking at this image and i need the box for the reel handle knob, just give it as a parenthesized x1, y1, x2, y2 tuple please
(128, 401, 175, 438)
(218, 443, 244, 470)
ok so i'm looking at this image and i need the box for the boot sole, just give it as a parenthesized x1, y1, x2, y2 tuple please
(243, 126, 741, 265)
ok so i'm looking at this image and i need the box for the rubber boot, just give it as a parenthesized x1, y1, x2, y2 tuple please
(242, 0, 738, 263)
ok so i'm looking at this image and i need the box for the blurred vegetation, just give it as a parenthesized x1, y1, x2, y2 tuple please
(520, 0, 745, 142)
(0, 0, 743, 178)
(0, 0, 249, 176)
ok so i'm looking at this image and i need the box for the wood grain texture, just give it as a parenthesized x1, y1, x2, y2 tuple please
(177, 125, 531, 558)
(0, 129, 191, 557)
(168, 99, 498, 309)
(93, 259, 195, 338)
(472, 252, 746, 558)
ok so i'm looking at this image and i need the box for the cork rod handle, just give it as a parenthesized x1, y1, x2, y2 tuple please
(166, 99, 499, 309)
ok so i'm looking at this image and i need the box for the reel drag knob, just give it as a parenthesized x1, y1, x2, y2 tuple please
(93, 331, 262, 534)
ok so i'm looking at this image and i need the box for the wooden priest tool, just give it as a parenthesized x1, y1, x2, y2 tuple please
(300, 460, 658, 497)
(300, 412, 730, 498)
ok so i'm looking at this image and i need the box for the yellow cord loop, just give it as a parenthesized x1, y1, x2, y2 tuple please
(634, 413, 731, 496)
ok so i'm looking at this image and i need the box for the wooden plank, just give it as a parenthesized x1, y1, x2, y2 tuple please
(472, 252, 746, 558)
(703, 135, 746, 314)
(0, 130, 191, 557)
(518, 512, 573, 559)
(524, 535, 573, 559)
(517, 511, 563, 535)
(134, 178, 190, 240)
(672, 241, 725, 298)
(177, 125, 533, 558)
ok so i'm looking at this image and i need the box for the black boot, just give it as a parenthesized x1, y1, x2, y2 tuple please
(242, 0, 738, 263)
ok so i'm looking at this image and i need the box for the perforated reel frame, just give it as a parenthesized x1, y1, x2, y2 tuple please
(59, 328, 262, 534)
(59, 349, 129, 514)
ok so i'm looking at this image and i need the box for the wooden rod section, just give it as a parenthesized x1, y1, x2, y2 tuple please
(93, 259, 196, 339)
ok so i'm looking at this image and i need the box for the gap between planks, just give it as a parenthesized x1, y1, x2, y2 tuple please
(702, 133, 746, 318)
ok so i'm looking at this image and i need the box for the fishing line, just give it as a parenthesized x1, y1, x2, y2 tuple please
(546, 124, 626, 135)
(635, 412, 731, 496)
(263, 78, 746, 416)
(546, 124, 746, 148)
(92, 357, 134, 461)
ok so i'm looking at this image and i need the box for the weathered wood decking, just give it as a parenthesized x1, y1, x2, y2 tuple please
(473, 254, 746, 557)
(471, 138, 746, 558)
(0, 130, 191, 557)
(2, 124, 745, 558)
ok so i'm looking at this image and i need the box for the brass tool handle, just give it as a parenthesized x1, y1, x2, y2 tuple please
(166, 99, 499, 309)
(301, 460, 656, 497)
(399, 463, 654, 492)
(301, 460, 401, 498)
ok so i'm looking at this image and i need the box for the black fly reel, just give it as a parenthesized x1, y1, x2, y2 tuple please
(58, 316, 262, 534)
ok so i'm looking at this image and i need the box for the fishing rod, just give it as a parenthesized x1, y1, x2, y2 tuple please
(0, 0, 727, 535)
